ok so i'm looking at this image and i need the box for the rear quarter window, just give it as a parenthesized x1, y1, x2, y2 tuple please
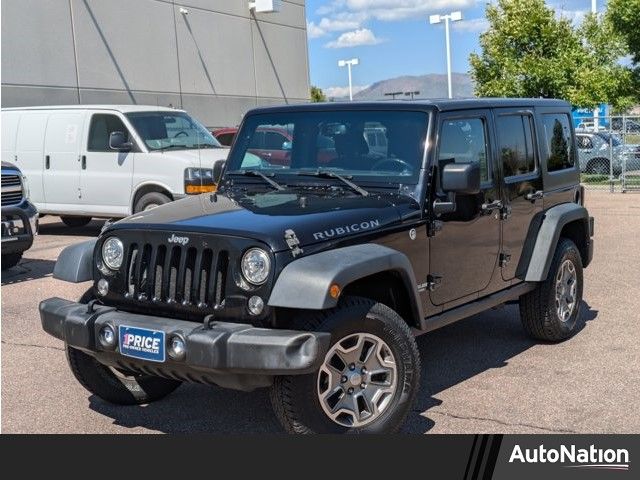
(542, 114, 575, 172)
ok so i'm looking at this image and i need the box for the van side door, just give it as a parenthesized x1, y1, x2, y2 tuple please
(79, 112, 135, 216)
(494, 108, 544, 281)
(14, 112, 49, 207)
(42, 111, 86, 209)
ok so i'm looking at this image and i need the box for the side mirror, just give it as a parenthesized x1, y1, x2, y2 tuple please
(441, 162, 481, 194)
(433, 162, 481, 215)
(109, 131, 132, 151)
(212, 159, 226, 184)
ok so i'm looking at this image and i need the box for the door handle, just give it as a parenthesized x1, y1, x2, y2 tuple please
(525, 190, 543, 201)
(45, 155, 50, 169)
(481, 199, 503, 213)
(81, 155, 86, 170)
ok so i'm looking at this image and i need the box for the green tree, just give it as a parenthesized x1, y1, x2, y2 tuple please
(310, 86, 326, 102)
(608, 0, 640, 64)
(470, 0, 633, 109)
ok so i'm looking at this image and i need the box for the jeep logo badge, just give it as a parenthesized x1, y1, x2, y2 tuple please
(167, 234, 189, 246)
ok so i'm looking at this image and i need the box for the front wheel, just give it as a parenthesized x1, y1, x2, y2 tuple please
(270, 297, 421, 434)
(60, 216, 92, 228)
(519, 238, 584, 342)
(134, 192, 171, 213)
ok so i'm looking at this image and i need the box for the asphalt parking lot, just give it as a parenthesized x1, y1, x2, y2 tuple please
(2, 190, 639, 434)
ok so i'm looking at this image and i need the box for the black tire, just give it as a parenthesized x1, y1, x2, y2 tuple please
(66, 289, 181, 405)
(588, 159, 609, 175)
(60, 216, 92, 228)
(519, 238, 584, 342)
(1, 253, 22, 270)
(270, 296, 421, 434)
(134, 192, 171, 213)
(66, 346, 182, 405)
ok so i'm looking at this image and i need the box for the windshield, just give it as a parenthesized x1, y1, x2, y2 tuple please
(126, 111, 222, 151)
(225, 110, 430, 185)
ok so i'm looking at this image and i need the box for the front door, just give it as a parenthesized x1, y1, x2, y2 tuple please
(80, 113, 135, 216)
(494, 109, 544, 281)
(429, 111, 501, 306)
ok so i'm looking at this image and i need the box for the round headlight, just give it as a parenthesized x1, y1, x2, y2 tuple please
(241, 248, 271, 285)
(102, 237, 124, 270)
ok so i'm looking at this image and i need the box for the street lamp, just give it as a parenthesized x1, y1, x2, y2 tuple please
(591, 0, 600, 129)
(429, 11, 463, 99)
(338, 58, 359, 101)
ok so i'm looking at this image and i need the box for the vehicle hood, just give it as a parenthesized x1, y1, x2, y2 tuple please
(152, 147, 228, 166)
(109, 189, 419, 252)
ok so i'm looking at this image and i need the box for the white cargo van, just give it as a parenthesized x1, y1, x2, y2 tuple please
(1, 105, 227, 226)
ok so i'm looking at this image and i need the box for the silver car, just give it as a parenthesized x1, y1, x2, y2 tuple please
(575, 130, 639, 175)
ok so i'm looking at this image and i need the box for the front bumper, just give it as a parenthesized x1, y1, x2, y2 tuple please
(1, 202, 38, 255)
(40, 297, 330, 391)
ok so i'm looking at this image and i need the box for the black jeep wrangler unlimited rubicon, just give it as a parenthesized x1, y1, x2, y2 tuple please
(41, 99, 593, 433)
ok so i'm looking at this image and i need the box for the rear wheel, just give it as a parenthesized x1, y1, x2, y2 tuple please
(588, 158, 610, 175)
(270, 296, 420, 434)
(134, 192, 171, 213)
(60, 216, 92, 228)
(519, 238, 584, 342)
(1, 253, 22, 270)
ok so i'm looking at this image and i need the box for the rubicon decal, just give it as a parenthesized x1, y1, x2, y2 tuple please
(509, 444, 630, 471)
(313, 219, 380, 241)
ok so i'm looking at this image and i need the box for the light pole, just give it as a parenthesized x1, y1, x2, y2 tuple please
(429, 11, 463, 99)
(591, 0, 599, 129)
(338, 58, 359, 101)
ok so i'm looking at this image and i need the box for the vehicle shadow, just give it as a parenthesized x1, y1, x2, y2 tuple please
(88, 301, 598, 434)
(1, 258, 57, 286)
(38, 219, 105, 237)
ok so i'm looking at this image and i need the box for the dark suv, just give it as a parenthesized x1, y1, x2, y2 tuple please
(2, 162, 38, 269)
(40, 99, 593, 433)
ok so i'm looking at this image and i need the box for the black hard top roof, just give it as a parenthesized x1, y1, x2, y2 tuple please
(248, 98, 571, 115)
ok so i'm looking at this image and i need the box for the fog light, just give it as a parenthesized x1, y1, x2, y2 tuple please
(168, 335, 186, 361)
(97, 278, 109, 296)
(98, 325, 116, 348)
(248, 296, 264, 316)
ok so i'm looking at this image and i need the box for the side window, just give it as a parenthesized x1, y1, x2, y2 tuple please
(438, 118, 490, 182)
(88, 114, 129, 152)
(542, 114, 574, 171)
(496, 115, 536, 178)
(216, 133, 235, 146)
(248, 131, 264, 149)
(577, 135, 593, 150)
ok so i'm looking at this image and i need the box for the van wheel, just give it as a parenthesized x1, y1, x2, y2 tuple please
(1, 253, 22, 270)
(134, 192, 171, 213)
(519, 238, 584, 342)
(61, 216, 92, 228)
(270, 296, 421, 434)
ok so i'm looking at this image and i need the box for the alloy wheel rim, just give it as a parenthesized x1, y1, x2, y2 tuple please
(555, 259, 577, 322)
(317, 333, 398, 428)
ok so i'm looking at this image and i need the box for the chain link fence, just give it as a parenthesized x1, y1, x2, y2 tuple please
(575, 116, 640, 192)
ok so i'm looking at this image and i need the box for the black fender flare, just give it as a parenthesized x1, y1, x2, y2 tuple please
(267, 244, 424, 322)
(52, 239, 97, 283)
(523, 203, 591, 282)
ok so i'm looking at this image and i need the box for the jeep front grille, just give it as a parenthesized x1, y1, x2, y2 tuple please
(1, 174, 23, 206)
(123, 243, 229, 308)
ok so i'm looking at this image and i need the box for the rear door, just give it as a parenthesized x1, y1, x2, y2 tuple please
(43, 111, 85, 208)
(15, 112, 49, 206)
(494, 108, 544, 281)
(80, 112, 134, 216)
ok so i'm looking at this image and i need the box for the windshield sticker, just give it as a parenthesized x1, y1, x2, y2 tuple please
(313, 219, 380, 241)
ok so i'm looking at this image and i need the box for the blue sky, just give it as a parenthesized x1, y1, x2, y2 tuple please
(305, 0, 604, 97)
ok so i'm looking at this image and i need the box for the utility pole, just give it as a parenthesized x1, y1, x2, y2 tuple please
(429, 11, 463, 99)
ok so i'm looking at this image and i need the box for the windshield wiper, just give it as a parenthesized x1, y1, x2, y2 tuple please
(155, 144, 189, 151)
(227, 170, 284, 191)
(296, 169, 369, 197)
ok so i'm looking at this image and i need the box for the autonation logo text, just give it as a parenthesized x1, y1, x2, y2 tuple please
(509, 444, 630, 471)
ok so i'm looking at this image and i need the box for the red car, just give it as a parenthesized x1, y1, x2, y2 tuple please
(212, 126, 336, 166)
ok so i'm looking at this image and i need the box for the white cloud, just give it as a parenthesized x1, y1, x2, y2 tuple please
(452, 17, 489, 33)
(325, 28, 385, 48)
(343, 0, 476, 22)
(324, 85, 370, 98)
(307, 22, 325, 39)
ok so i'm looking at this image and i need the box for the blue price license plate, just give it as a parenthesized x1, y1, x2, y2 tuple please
(119, 325, 165, 363)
